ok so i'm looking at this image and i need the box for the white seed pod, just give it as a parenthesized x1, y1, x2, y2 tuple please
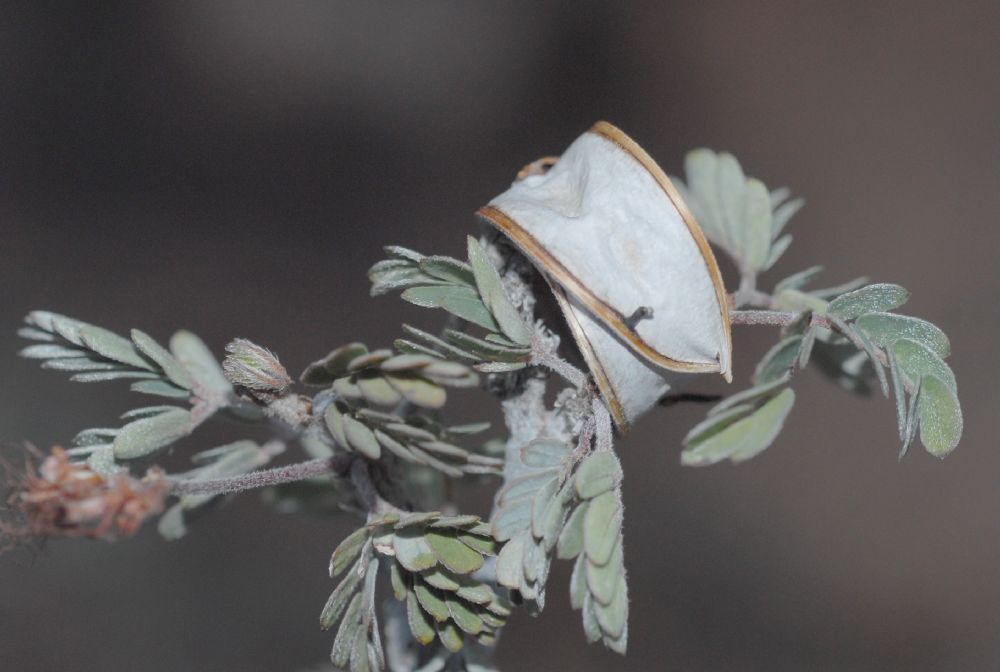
(478, 121, 732, 432)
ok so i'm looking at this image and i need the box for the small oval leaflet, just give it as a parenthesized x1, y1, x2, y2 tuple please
(479, 121, 732, 431)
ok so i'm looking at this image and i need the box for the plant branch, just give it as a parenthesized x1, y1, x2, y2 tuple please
(531, 344, 588, 389)
(729, 309, 834, 328)
(168, 455, 347, 497)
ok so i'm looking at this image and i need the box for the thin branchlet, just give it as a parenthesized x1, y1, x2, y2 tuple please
(168, 456, 346, 497)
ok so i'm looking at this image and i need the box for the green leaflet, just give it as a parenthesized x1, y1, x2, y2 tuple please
(394, 511, 442, 529)
(442, 329, 531, 363)
(917, 375, 963, 457)
(19, 343, 87, 359)
(131, 329, 194, 390)
(384, 375, 446, 409)
(73, 427, 118, 447)
(764, 234, 793, 270)
(446, 594, 484, 635)
(356, 373, 403, 406)
(406, 589, 436, 645)
(854, 312, 950, 358)
(399, 324, 476, 361)
(682, 403, 756, 447)
(520, 438, 570, 468)
(891, 338, 957, 392)
(113, 407, 192, 459)
(570, 553, 589, 610)
(401, 285, 499, 332)
(457, 533, 498, 556)
(301, 342, 369, 385)
(539, 488, 570, 551)
(324, 403, 349, 448)
(331, 593, 363, 667)
(583, 491, 621, 566)
(379, 353, 434, 372)
(168, 330, 230, 395)
(586, 535, 624, 606)
(429, 514, 481, 529)
(887, 351, 908, 442)
(437, 621, 464, 653)
(71, 370, 158, 383)
(497, 471, 557, 506)
(495, 536, 525, 588)
(594, 573, 628, 640)
(347, 349, 393, 371)
(455, 581, 495, 605)
(574, 452, 622, 499)
(682, 388, 796, 467)
(320, 563, 363, 630)
(581, 594, 602, 643)
(742, 178, 773, 270)
(492, 498, 533, 542)
(771, 195, 804, 239)
(530, 478, 559, 538)
(421, 567, 460, 592)
(121, 405, 177, 421)
(424, 530, 484, 574)
(677, 149, 801, 274)
(827, 283, 909, 320)
(467, 237, 533, 346)
(419, 256, 476, 287)
(393, 530, 438, 572)
(131, 379, 191, 398)
(343, 415, 382, 460)
(708, 374, 791, 417)
(79, 324, 155, 371)
(753, 335, 803, 386)
(414, 582, 450, 622)
(774, 265, 824, 294)
(557, 502, 588, 560)
(330, 528, 370, 577)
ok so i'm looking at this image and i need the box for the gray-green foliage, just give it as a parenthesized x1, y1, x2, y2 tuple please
(322, 512, 510, 671)
(490, 438, 629, 651)
(12, 144, 965, 671)
(19, 312, 233, 470)
(684, 271, 961, 465)
(676, 149, 961, 466)
(673, 149, 803, 274)
(368, 238, 532, 372)
(304, 342, 502, 476)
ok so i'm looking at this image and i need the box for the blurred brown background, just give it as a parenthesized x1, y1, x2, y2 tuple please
(1, 2, 998, 670)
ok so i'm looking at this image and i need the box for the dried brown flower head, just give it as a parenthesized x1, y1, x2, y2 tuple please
(2, 447, 169, 545)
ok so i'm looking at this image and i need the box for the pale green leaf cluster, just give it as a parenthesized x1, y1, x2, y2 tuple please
(19, 312, 232, 469)
(323, 512, 510, 671)
(368, 239, 532, 372)
(306, 342, 501, 476)
(562, 452, 628, 653)
(492, 438, 572, 609)
(685, 275, 961, 465)
(492, 439, 629, 652)
(673, 150, 803, 273)
(682, 379, 796, 467)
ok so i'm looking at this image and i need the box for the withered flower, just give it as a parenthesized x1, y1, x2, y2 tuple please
(3, 447, 169, 544)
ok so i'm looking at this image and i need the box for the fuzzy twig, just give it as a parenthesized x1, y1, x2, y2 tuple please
(728, 309, 835, 328)
(168, 455, 347, 497)
(531, 345, 588, 389)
